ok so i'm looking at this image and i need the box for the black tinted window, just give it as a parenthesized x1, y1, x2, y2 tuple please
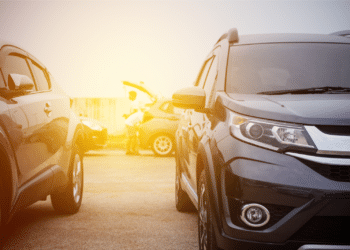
(31, 61, 50, 91)
(195, 57, 214, 88)
(4, 55, 34, 90)
(226, 43, 350, 94)
(204, 56, 218, 106)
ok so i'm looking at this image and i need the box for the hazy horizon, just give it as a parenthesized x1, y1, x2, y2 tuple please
(1, 1, 349, 98)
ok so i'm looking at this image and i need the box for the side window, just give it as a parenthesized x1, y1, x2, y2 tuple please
(3, 55, 34, 90)
(195, 57, 214, 88)
(0, 69, 5, 88)
(31, 61, 50, 91)
(204, 56, 218, 107)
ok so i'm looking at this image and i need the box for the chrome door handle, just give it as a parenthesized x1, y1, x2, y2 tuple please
(44, 107, 52, 113)
(44, 102, 52, 116)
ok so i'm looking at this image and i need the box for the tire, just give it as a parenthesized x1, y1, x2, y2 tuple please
(198, 170, 218, 250)
(175, 152, 195, 212)
(0, 178, 2, 228)
(151, 134, 174, 156)
(51, 146, 84, 214)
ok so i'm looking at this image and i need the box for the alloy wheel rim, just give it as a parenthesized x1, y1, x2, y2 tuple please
(154, 136, 172, 155)
(72, 154, 83, 203)
(199, 183, 208, 250)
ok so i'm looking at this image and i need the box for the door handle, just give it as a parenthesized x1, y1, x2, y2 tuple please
(44, 107, 52, 113)
(44, 102, 52, 116)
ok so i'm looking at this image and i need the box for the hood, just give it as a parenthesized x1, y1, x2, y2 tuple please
(122, 81, 156, 102)
(224, 93, 350, 125)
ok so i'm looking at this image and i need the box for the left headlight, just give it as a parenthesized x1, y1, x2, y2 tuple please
(230, 112, 316, 152)
(82, 120, 103, 131)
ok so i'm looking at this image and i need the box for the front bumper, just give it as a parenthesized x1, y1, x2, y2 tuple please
(215, 136, 350, 249)
(83, 127, 108, 150)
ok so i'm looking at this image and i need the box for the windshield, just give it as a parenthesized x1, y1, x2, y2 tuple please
(226, 43, 350, 94)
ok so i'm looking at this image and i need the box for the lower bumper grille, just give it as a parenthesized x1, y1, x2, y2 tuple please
(290, 216, 350, 244)
(299, 159, 350, 182)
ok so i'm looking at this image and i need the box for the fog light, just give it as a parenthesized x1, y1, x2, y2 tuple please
(240, 203, 270, 227)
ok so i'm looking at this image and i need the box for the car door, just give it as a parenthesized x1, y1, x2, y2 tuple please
(179, 54, 216, 190)
(27, 58, 70, 164)
(1, 46, 54, 186)
(187, 48, 219, 192)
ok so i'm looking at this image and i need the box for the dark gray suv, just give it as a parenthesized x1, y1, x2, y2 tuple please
(0, 41, 85, 230)
(173, 29, 350, 249)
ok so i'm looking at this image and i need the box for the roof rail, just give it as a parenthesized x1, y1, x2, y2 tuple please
(215, 28, 239, 44)
(330, 30, 350, 37)
(228, 28, 239, 43)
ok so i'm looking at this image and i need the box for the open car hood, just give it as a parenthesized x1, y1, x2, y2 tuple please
(122, 81, 157, 102)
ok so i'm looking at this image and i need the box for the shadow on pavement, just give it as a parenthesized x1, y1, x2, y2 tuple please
(0, 203, 73, 249)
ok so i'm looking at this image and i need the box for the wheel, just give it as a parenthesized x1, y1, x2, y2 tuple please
(175, 151, 195, 212)
(0, 178, 2, 228)
(198, 170, 218, 250)
(151, 134, 174, 156)
(51, 146, 84, 214)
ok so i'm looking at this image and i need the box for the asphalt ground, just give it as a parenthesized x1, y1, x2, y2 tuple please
(1, 149, 198, 249)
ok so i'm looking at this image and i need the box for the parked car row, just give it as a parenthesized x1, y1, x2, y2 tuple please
(172, 29, 350, 250)
(2, 27, 350, 250)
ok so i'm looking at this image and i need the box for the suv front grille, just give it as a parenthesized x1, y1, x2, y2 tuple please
(316, 125, 350, 136)
(299, 159, 350, 182)
(290, 216, 350, 244)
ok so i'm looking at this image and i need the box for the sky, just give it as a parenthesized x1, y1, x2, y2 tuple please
(0, 0, 349, 98)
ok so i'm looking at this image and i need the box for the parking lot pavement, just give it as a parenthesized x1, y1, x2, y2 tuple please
(2, 149, 198, 250)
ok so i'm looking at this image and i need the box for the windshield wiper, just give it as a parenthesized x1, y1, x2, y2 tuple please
(258, 86, 350, 95)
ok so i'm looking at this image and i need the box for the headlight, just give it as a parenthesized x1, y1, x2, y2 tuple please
(82, 120, 103, 131)
(230, 112, 316, 152)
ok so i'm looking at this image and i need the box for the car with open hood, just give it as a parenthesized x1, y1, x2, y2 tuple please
(172, 29, 350, 249)
(123, 81, 179, 156)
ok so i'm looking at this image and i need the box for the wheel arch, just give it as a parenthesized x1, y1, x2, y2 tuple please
(0, 125, 18, 225)
(73, 124, 86, 155)
(196, 137, 223, 237)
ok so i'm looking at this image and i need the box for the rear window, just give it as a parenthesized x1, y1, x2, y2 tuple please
(226, 43, 350, 94)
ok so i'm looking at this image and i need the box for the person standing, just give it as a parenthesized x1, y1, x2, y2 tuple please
(123, 91, 143, 155)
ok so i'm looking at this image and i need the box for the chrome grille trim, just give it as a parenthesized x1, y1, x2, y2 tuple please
(305, 126, 350, 155)
(286, 152, 350, 166)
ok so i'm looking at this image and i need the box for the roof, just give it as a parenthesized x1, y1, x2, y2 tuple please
(224, 33, 350, 45)
(0, 40, 23, 50)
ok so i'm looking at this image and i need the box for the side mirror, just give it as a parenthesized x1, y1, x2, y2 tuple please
(8, 74, 34, 91)
(172, 87, 206, 111)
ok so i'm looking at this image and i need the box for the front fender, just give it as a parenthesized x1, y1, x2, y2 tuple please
(197, 136, 224, 231)
(0, 124, 19, 224)
(58, 110, 84, 175)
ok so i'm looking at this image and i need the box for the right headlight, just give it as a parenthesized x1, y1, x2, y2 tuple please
(230, 112, 316, 152)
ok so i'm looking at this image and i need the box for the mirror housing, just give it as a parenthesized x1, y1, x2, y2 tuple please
(8, 73, 34, 91)
(172, 87, 206, 111)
